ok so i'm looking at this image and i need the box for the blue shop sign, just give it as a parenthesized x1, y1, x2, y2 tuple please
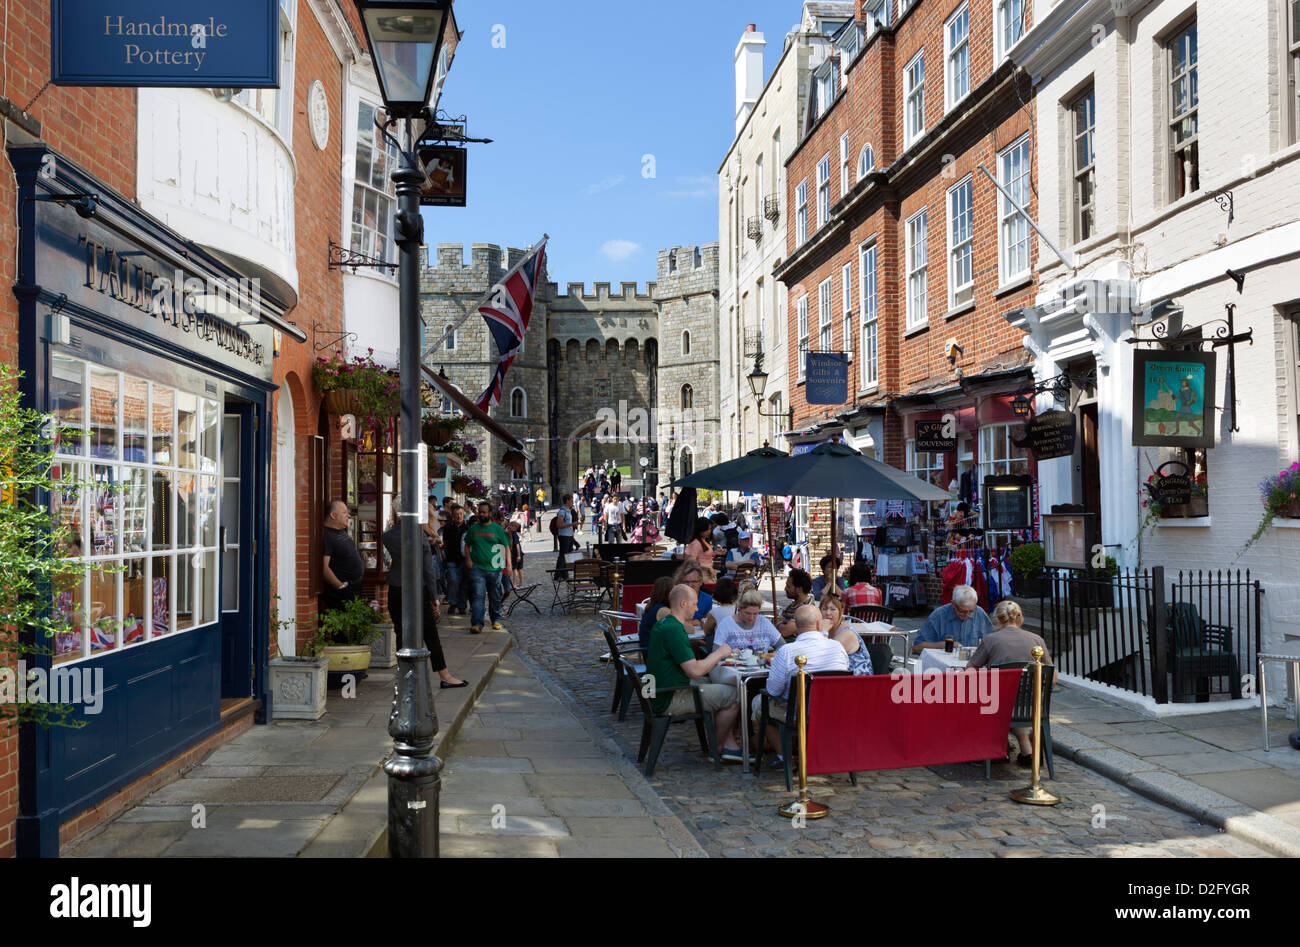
(52, 0, 280, 88)
(806, 352, 849, 405)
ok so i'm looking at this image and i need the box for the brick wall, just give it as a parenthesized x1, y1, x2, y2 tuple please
(0, 0, 139, 863)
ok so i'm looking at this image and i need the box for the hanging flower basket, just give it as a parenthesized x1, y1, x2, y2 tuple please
(421, 414, 467, 448)
(323, 389, 359, 417)
(312, 351, 399, 431)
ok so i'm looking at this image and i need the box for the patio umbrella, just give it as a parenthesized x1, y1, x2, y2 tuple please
(720, 442, 954, 593)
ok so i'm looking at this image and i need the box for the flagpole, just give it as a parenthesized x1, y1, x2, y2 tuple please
(423, 233, 550, 362)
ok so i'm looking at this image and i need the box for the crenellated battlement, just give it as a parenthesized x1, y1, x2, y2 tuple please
(656, 243, 721, 283)
(546, 280, 656, 301)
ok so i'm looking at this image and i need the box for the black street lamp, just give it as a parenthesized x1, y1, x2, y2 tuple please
(749, 351, 794, 434)
(355, 0, 453, 859)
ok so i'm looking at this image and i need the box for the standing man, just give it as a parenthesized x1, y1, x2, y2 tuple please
(555, 492, 576, 572)
(441, 504, 469, 615)
(322, 500, 364, 614)
(603, 493, 624, 543)
(465, 500, 510, 634)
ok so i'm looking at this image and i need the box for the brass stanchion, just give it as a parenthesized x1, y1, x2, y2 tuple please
(778, 655, 829, 820)
(1010, 646, 1060, 806)
(611, 569, 622, 625)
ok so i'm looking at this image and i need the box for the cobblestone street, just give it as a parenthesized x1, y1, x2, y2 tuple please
(500, 541, 1266, 857)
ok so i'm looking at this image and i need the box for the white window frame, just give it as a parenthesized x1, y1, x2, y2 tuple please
(945, 3, 970, 111)
(841, 262, 853, 358)
(840, 132, 851, 197)
(905, 51, 926, 149)
(995, 0, 1025, 63)
(351, 99, 400, 267)
(1072, 85, 1096, 243)
(818, 277, 833, 352)
(1168, 18, 1199, 201)
(947, 176, 974, 309)
(509, 387, 527, 419)
(997, 135, 1032, 284)
(797, 294, 810, 381)
(906, 439, 946, 488)
(906, 208, 929, 330)
(857, 143, 875, 181)
(860, 241, 878, 390)
(817, 154, 832, 228)
(1289, 0, 1300, 145)
(796, 179, 809, 245)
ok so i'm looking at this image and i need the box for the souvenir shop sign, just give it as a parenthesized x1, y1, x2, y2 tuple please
(1132, 350, 1216, 449)
(806, 353, 850, 405)
(915, 420, 956, 453)
(52, 0, 280, 87)
(1023, 410, 1077, 461)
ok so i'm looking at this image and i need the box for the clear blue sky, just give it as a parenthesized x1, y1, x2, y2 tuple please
(424, 0, 805, 286)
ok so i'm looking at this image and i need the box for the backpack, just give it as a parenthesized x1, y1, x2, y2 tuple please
(549, 514, 561, 537)
(724, 524, 741, 550)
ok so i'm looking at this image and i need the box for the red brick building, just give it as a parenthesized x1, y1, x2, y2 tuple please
(0, 0, 361, 857)
(777, 0, 1043, 584)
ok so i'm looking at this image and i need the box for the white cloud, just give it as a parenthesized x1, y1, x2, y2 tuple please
(664, 174, 717, 200)
(583, 174, 625, 195)
(600, 239, 641, 261)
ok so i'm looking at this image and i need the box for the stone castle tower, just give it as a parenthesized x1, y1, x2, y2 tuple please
(419, 242, 719, 500)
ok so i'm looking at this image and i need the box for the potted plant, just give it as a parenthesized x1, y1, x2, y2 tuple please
(1009, 542, 1047, 598)
(267, 595, 330, 720)
(1243, 462, 1300, 551)
(1071, 555, 1118, 609)
(313, 349, 400, 430)
(314, 596, 383, 680)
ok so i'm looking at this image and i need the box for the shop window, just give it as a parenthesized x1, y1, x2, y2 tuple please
(906, 438, 946, 488)
(50, 358, 223, 664)
(345, 428, 399, 574)
(978, 422, 1030, 547)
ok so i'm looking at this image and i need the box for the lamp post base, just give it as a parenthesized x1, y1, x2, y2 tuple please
(778, 799, 829, 819)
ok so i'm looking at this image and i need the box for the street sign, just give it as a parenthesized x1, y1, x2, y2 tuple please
(52, 0, 280, 88)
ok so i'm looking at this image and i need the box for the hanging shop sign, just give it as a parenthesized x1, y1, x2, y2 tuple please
(805, 353, 850, 405)
(983, 475, 1033, 531)
(1131, 349, 1216, 449)
(418, 145, 468, 207)
(914, 420, 956, 453)
(51, 0, 280, 88)
(1023, 409, 1077, 461)
(1146, 460, 1191, 506)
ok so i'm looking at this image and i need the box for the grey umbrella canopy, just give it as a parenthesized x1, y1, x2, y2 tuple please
(721, 441, 954, 501)
(668, 445, 788, 490)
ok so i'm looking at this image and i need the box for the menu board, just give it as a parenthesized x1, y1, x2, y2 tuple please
(1043, 513, 1094, 569)
(983, 475, 1033, 530)
(1024, 410, 1077, 461)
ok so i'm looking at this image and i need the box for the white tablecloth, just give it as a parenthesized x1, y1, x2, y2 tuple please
(916, 648, 969, 674)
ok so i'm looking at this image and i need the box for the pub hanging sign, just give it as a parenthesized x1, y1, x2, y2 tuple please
(1022, 409, 1077, 461)
(51, 0, 280, 88)
(1132, 349, 1216, 449)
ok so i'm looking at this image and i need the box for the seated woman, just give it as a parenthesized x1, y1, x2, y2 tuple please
(701, 577, 739, 644)
(819, 593, 873, 676)
(966, 599, 1056, 767)
(842, 561, 882, 609)
(683, 517, 716, 578)
(637, 575, 676, 653)
(672, 561, 713, 625)
(712, 587, 784, 655)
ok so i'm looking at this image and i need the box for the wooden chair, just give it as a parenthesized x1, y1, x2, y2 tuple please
(564, 558, 606, 612)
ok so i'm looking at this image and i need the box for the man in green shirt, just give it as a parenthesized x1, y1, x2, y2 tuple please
(645, 584, 745, 762)
(465, 500, 510, 633)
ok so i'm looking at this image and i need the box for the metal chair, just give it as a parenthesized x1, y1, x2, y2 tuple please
(601, 624, 644, 721)
(848, 604, 895, 624)
(1164, 602, 1242, 701)
(754, 670, 855, 790)
(621, 662, 721, 777)
(984, 662, 1056, 779)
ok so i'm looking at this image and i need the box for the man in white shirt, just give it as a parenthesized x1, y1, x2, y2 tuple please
(603, 495, 624, 542)
(753, 604, 849, 753)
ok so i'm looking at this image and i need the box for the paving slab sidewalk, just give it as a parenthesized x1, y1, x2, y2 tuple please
(436, 648, 707, 858)
(63, 613, 511, 858)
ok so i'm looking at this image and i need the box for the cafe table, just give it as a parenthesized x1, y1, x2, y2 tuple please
(915, 648, 971, 675)
(714, 655, 771, 773)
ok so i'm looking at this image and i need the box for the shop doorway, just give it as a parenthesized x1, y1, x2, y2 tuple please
(1068, 356, 1101, 539)
(220, 401, 257, 698)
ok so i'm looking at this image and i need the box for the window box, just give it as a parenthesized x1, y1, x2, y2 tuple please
(1159, 497, 1209, 519)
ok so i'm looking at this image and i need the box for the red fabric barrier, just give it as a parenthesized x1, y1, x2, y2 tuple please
(803, 670, 1022, 775)
(621, 584, 653, 638)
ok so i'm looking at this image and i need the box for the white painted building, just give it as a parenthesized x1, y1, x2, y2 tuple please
(1012, 0, 1300, 698)
(717, 3, 859, 490)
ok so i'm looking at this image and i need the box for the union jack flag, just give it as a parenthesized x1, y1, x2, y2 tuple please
(475, 241, 547, 410)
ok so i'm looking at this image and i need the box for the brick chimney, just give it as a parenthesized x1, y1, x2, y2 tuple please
(734, 25, 767, 135)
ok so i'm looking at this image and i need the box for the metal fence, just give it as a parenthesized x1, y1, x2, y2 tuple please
(1031, 566, 1262, 704)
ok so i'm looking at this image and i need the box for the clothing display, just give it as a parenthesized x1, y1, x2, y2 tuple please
(939, 548, 1014, 611)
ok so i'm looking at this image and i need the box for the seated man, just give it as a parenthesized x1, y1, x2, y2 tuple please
(723, 530, 763, 577)
(912, 584, 992, 654)
(776, 569, 815, 639)
(646, 584, 746, 763)
(966, 599, 1057, 767)
(754, 604, 849, 758)
(841, 562, 882, 609)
